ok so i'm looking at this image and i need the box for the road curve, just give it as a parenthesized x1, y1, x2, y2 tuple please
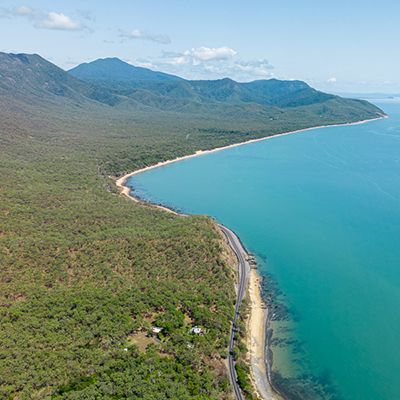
(219, 224, 251, 400)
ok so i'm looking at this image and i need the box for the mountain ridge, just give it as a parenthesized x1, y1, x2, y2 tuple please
(69, 57, 182, 83)
(67, 57, 384, 117)
(0, 52, 121, 106)
(0, 52, 385, 121)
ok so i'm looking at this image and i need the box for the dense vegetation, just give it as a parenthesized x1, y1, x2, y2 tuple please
(234, 301, 256, 400)
(68, 57, 384, 119)
(69, 57, 182, 83)
(0, 52, 384, 399)
(0, 104, 240, 399)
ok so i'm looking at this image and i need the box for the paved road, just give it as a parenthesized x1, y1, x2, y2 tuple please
(219, 224, 251, 400)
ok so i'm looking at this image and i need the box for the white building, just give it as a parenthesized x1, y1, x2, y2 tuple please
(190, 326, 202, 334)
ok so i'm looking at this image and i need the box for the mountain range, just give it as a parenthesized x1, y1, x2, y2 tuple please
(70, 57, 334, 107)
(0, 51, 386, 399)
(0, 52, 384, 122)
(69, 57, 182, 83)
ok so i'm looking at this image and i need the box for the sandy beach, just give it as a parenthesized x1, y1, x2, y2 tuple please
(115, 116, 385, 206)
(248, 269, 283, 400)
(114, 115, 385, 400)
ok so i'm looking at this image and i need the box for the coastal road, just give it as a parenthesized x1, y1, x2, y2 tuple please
(219, 224, 251, 400)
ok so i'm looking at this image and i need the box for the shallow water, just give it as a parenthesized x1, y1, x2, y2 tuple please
(128, 101, 400, 400)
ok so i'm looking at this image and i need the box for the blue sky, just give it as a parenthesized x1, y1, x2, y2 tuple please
(1, 0, 399, 93)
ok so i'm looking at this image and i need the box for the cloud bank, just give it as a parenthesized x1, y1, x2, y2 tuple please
(2, 5, 86, 31)
(14, 6, 34, 16)
(120, 29, 171, 44)
(135, 47, 274, 81)
(37, 12, 83, 31)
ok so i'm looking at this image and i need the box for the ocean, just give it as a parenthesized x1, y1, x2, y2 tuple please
(127, 101, 400, 399)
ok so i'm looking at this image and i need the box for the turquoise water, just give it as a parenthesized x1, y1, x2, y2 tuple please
(127, 101, 400, 400)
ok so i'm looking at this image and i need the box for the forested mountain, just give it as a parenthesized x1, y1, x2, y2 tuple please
(0, 52, 120, 106)
(69, 57, 182, 83)
(0, 52, 385, 399)
(68, 57, 383, 117)
(0, 52, 384, 124)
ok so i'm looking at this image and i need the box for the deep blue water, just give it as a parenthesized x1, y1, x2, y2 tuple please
(128, 101, 400, 400)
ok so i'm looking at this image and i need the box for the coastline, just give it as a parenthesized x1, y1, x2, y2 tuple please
(248, 269, 283, 400)
(114, 115, 385, 400)
(115, 116, 385, 206)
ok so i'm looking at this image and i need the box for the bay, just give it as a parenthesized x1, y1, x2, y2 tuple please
(127, 101, 400, 399)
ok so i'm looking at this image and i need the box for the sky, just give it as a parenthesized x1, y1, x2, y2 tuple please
(1, 0, 399, 93)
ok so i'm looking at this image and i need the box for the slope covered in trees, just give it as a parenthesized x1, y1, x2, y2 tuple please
(69, 57, 383, 119)
(0, 52, 385, 399)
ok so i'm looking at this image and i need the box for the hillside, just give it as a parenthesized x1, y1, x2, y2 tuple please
(69, 57, 384, 119)
(0, 52, 385, 399)
(69, 57, 182, 84)
(0, 53, 384, 122)
(0, 52, 121, 107)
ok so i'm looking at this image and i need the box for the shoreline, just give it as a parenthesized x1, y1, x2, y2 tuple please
(114, 115, 385, 400)
(248, 269, 284, 400)
(115, 115, 385, 206)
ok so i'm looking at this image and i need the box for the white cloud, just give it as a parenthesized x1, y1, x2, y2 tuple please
(15, 6, 34, 16)
(135, 49, 274, 81)
(233, 59, 274, 78)
(199, 60, 274, 81)
(164, 46, 237, 67)
(327, 77, 337, 83)
(187, 46, 237, 62)
(166, 55, 188, 66)
(120, 29, 171, 44)
(1, 6, 87, 31)
(0, 5, 35, 18)
(124, 57, 158, 70)
(37, 12, 83, 30)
